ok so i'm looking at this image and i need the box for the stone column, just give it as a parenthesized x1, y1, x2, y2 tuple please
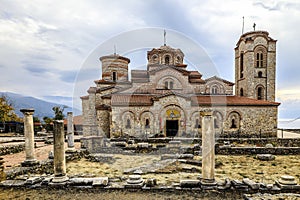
(66, 112, 75, 152)
(200, 110, 216, 186)
(52, 120, 68, 183)
(20, 109, 39, 166)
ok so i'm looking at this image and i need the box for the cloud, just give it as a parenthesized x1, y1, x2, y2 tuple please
(0, 0, 300, 118)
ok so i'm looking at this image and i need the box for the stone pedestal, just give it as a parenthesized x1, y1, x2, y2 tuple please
(52, 120, 68, 183)
(200, 110, 216, 186)
(20, 109, 39, 166)
(66, 112, 75, 152)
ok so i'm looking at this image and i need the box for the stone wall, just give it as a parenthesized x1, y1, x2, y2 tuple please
(0, 144, 25, 156)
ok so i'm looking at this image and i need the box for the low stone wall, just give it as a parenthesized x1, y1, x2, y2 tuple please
(5, 151, 84, 179)
(131, 138, 300, 147)
(0, 144, 25, 156)
(216, 147, 300, 155)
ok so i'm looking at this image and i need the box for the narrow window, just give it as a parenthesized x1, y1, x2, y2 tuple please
(258, 71, 263, 78)
(145, 119, 150, 129)
(260, 53, 263, 67)
(240, 53, 244, 78)
(230, 119, 237, 128)
(126, 118, 131, 129)
(257, 87, 263, 100)
(195, 119, 201, 128)
(165, 56, 170, 65)
(240, 88, 244, 96)
(169, 81, 174, 89)
(112, 71, 117, 81)
(256, 53, 263, 67)
(214, 118, 219, 128)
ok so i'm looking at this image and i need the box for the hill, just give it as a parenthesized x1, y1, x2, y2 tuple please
(0, 92, 81, 120)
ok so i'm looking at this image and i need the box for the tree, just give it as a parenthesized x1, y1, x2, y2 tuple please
(0, 95, 20, 122)
(52, 106, 67, 120)
(43, 116, 53, 132)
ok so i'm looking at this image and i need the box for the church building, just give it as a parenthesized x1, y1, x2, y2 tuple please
(81, 30, 280, 138)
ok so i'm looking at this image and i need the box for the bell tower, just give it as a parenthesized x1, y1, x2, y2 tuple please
(235, 31, 277, 101)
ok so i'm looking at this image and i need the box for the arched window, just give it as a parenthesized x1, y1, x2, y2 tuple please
(211, 86, 218, 94)
(256, 52, 263, 67)
(176, 56, 181, 64)
(126, 118, 131, 129)
(152, 55, 158, 63)
(169, 81, 174, 89)
(230, 119, 237, 128)
(165, 56, 170, 65)
(112, 71, 117, 81)
(240, 53, 244, 78)
(195, 118, 201, 128)
(258, 71, 263, 78)
(257, 87, 263, 100)
(145, 119, 150, 129)
(214, 118, 219, 128)
(240, 88, 244, 96)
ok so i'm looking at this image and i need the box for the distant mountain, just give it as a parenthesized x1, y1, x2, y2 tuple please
(0, 92, 81, 120)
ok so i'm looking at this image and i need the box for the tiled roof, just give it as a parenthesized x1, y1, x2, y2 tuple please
(205, 76, 234, 86)
(191, 95, 280, 106)
(111, 94, 153, 106)
(63, 115, 82, 125)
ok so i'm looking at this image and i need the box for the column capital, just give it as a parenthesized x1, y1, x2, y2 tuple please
(20, 108, 35, 115)
(200, 110, 213, 117)
(67, 112, 73, 115)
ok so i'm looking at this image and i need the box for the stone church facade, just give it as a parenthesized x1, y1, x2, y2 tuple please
(81, 30, 280, 138)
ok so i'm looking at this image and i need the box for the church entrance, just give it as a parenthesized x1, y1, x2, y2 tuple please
(166, 120, 178, 137)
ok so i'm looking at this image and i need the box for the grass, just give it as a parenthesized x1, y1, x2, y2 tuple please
(66, 154, 300, 185)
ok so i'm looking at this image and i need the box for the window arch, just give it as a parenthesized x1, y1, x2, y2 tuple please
(254, 46, 267, 68)
(152, 55, 158, 63)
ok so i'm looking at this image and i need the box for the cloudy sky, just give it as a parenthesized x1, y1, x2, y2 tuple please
(0, 0, 300, 120)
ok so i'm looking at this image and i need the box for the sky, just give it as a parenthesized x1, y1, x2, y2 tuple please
(0, 0, 300, 120)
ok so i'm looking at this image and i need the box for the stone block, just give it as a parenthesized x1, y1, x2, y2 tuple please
(137, 143, 150, 148)
(180, 179, 200, 188)
(242, 178, 259, 190)
(92, 177, 109, 187)
(256, 154, 275, 161)
(25, 176, 43, 185)
(145, 178, 157, 187)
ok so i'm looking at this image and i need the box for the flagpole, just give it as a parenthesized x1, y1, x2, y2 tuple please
(242, 16, 244, 34)
(164, 30, 166, 46)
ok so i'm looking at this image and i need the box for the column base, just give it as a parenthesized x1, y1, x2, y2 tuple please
(201, 179, 217, 189)
(21, 159, 39, 167)
(65, 147, 77, 153)
(52, 175, 69, 183)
